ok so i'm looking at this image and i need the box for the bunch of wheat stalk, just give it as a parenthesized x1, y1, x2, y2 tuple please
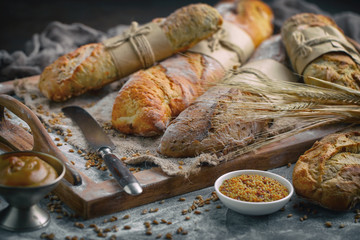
(199, 71, 360, 158)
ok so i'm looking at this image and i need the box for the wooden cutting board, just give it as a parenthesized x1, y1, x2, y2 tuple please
(0, 76, 349, 219)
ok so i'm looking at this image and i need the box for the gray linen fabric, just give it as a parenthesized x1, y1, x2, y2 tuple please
(0, 0, 359, 82)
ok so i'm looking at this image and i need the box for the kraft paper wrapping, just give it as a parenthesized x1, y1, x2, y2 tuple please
(226, 59, 298, 86)
(282, 25, 360, 74)
(188, 21, 254, 70)
(102, 22, 174, 77)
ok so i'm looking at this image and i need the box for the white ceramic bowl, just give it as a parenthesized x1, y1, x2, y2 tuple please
(214, 169, 294, 216)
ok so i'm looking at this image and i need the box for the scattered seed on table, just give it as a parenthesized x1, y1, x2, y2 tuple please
(165, 233, 173, 239)
(97, 232, 107, 237)
(325, 221, 332, 227)
(179, 197, 186, 201)
(123, 225, 131, 230)
(185, 216, 191, 220)
(123, 214, 130, 219)
(149, 208, 159, 213)
(287, 214, 293, 218)
(89, 223, 97, 228)
(339, 224, 345, 228)
(177, 227, 183, 234)
(152, 220, 159, 225)
(156, 234, 162, 239)
(74, 222, 84, 229)
(194, 210, 201, 215)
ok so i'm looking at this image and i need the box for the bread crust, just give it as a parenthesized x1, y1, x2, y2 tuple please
(111, 53, 224, 136)
(158, 87, 268, 157)
(158, 35, 287, 157)
(39, 4, 223, 102)
(281, 13, 360, 90)
(112, 0, 274, 136)
(293, 131, 360, 211)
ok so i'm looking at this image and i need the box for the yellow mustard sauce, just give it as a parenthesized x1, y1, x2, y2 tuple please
(0, 155, 58, 187)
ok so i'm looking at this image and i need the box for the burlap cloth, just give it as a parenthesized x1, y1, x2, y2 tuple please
(14, 78, 220, 177)
(2, 0, 360, 177)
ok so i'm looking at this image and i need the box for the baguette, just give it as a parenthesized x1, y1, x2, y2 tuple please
(39, 3, 223, 102)
(111, 0, 274, 136)
(292, 131, 360, 211)
(281, 13, 360, 90)
(158, 35, 294, 157)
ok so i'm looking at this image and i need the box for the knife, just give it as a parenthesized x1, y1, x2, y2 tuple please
(62, 106, 143, 195)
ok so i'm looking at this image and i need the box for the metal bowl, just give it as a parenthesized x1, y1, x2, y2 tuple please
(0, 151, 65, 232)
(214, 169, 294, 216)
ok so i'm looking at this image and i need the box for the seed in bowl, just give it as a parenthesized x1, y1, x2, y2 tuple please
(219, 174, 289, 202)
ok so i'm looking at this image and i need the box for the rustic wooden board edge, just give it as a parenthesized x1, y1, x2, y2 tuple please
(56, 123, 347, 219)
(0, 75, 40, 95)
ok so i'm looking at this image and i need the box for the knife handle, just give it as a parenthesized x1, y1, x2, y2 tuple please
(99, 147, 143, 195)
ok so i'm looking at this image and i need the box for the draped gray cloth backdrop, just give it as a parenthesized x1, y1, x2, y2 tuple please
(0, 0, 359, 82)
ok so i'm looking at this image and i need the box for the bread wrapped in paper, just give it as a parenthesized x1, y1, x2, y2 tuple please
(39, 3, 223, 102)
(158, 35, 298, 157)
(281, 13, 360, 90)
(111, 0, 274, 136)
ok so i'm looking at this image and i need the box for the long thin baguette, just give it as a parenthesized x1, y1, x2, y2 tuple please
(158, 35, 290, 157)
(111, 0, 274, 136)
(281, 13, 360, 90)
(39, 4, 223, 102)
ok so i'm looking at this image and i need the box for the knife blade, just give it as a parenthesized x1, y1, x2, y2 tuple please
(62, 106, 143, 195)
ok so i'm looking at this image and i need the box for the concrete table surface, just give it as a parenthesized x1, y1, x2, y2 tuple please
(1, 165, 358, 240)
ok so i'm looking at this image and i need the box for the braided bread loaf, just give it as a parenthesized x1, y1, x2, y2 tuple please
(111, 0, 274, 136)
(39, 4, 223, 102)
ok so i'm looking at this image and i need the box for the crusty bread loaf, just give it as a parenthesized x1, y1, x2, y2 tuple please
(158, 35, 289, 157)
(293, 131, 360, 211)
(111, 0, 274, 136)
(216, 0, 273, 47)
(39, 4, 223, 102)
(281, 13, 360, 90)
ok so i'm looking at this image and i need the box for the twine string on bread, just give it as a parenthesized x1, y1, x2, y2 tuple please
(221, 66, 273, 85)
(104, 21, 156, 68)
(207, 27, 246, 63)
(292, 31, 313, 57)
(292, 27, 360, 65)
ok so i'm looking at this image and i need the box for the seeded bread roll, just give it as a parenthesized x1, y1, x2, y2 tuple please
(111, 0, 274, 136)
(293, 131, 360, 211)
(39, 3, 223, 102)
(281, 13, 360, 90)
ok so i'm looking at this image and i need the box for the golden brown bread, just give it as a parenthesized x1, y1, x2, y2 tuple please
(111, 0, 274, 136)
(281, 13, 360, 90)
(158, 35, 292, 157)
(39, 3, 223, 102)
(293, 131, 360, 211)
(111, 53, 224, 136)
(217, 0, 274, 47)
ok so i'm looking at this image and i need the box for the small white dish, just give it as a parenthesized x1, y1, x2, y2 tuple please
(214, 169, 294, 216)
